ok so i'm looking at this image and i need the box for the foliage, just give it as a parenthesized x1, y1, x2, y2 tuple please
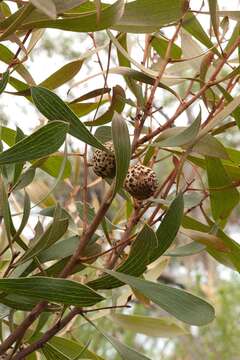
(0, 0, 239, 359)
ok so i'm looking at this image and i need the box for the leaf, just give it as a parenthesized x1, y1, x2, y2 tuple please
(182, 11, 219, 55)
(111, 314, 187, 337)
(88, 320, 150, 360)
(149, 193, 184, 263)
(30, 0, 57, 19)
(206, 157, 239, 221)
(33, 155, 71, 179)
(116, 33, 144, 102)
(199, 94, 240, 137)
(189, 134, 229, 159)
(151, 34, 182, 59)
(84, 85, 125, 126)
(0, 277, 104, 306)
(166, 242, 206, 256)
(112, 112, 131, 194)
(31, 87, 105, 150)
(0, 70, 9, 95)
(217, 84, 240, 129)
(182, 229, 229, 252)
(18, 0, 125, 32)
(40, 59, 84, 89)
(0, 45, 35, 84)
(208, 0, 219, 42)
(94, 126, 112, 143)
(0, 121, 68, 165)
(49, 336, 105, 360)
(13, 168, 36, 191)
(13, 126, 25, 185)
(88, 224, 157, 290)
(153, 111, 201, 148)
(70, 87, 111, 103)
(12, 192, 31, 240)
(113, 0, 188, 33)
(19, 204, 69, 264)
(16, 59, 84, 96)
(42, 343, 71, 360)
(102, 270, 215, 326)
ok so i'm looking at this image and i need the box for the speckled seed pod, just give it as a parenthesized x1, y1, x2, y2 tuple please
(92, 141, 116, 178)
(124, 164, 158, 200)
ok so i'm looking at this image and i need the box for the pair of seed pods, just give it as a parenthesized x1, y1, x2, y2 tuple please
(92, 142, 158, 200)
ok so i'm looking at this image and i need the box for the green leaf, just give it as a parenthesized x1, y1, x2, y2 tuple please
(217, 84, 240, 129)
(31, 87, 105, 150)
(88, 320, 150, 360)
(166, 242, 206, 257)
(12, 126, 25, 185)
(151, 35, 182, 59)
(40, 59, 83, 89)
(42, 343, 71, 360)
(111, 314, 187, 337)
(112, 112, 131, 194)
(189, 134, 229, 159)
(17, 59, 84, 95)
(49, 336, 104, 360)
(33, 155, 71, 179)
(0, 277, 104, 306)
(19, 204, 69, 264)
(94, 126, 112, 143)
(153, 111, 201, 148)
(199, 94, 240, 137)
(0, 45, 35, 84)
(102, 270, 215, 326)
(0, 121, 68, 165)
(18, 0, 125, 32)
(88, 224, 157, 290)
(0, 70, 9, 95)
(113, 0, 188, 33)
(182, 11, 219, 55)
(12, 191, 31, 240)
(206, 157, 239, 221)
(84, 85, 125, 126)
(149, 193, 184, 263)
(116, 33, 144, 102)
(208, 0, 219, 42)
(70, 87, 111, 103)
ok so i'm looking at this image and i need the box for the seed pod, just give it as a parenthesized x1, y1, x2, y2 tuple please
(92, 141, 116, 178)
(124, 164, 158, 200)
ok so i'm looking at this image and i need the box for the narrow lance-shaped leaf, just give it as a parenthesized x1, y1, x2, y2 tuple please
(149, 193, 184, 263)
(84, 85, 125, 126)
(102, 270, 215, 326)
(0, 277, 104, 307)
(19, 204, 69, 264)
(0, 70, 9, 95)
(153, 110, 201, 148)
(31, 87, 106, 150)
(15, 59, 84, 95)
(87, 318, 150, 360)
(113, 0, 188, 33)
(0, 121, 68, 165)
(111, 313, 187, 337)
(112, 112, 131, 193)
(182, 11, 219, 55)
(88, 224, 157, 290)
(166, 242, 206, 257)
(206, 156, 239, 222)
(11, 0, 125, 33)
